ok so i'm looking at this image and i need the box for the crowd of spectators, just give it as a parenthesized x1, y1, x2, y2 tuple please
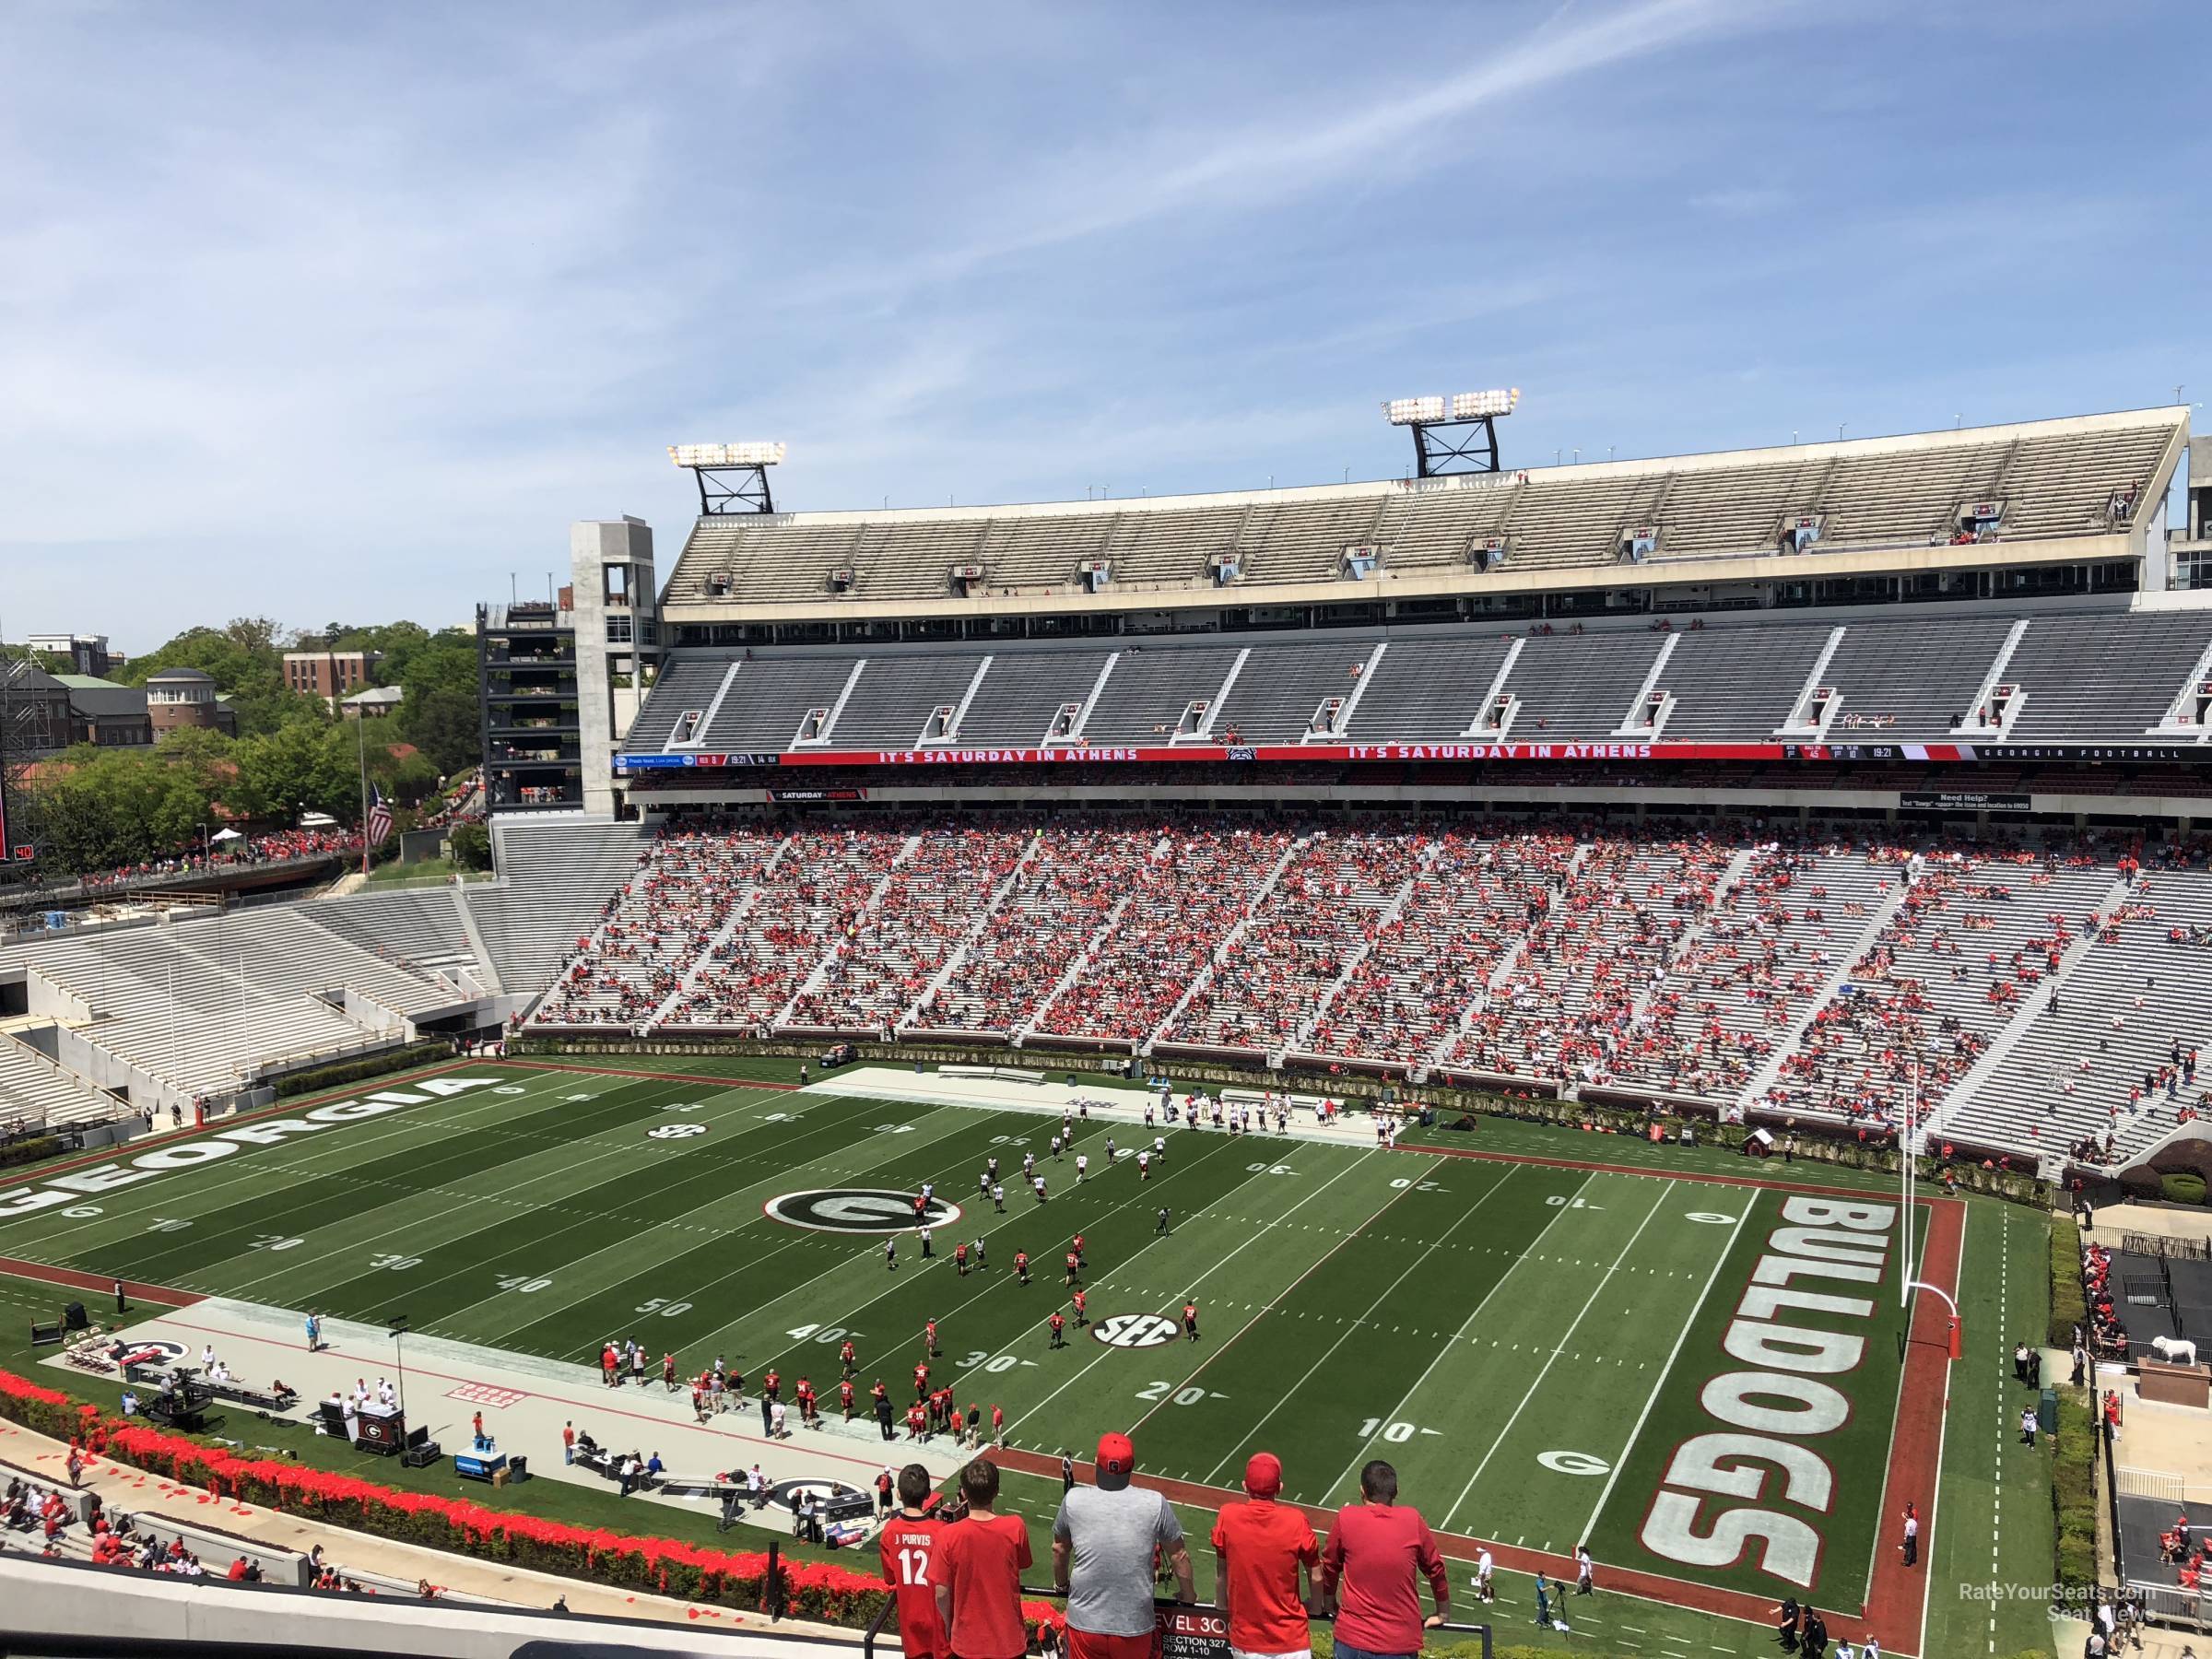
(524, 813, 2212, 1164)
(59, 828, 366, 896)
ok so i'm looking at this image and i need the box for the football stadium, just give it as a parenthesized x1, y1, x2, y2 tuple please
(6, 13, 2212, 1659)
(5, 397, 2210, 1659)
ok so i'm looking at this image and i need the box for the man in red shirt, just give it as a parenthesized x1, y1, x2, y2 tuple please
(880, 1464, 951, 1659)
(1317, 1461, 1448, 1659)
(935, 1458, 1032, 1659)
(1212, 1452, 1319, 1659)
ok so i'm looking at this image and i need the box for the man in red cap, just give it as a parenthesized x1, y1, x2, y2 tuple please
(935, 1458, 1032, 1659)
(1053, 1431, 1193, 1659)
(1317, 1461, 1449, 1659)
(1212, 1452, 1319, 1659)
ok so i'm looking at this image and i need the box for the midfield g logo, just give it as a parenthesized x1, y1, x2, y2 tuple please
(1089, 1313, 1180, 1349)
(764, 1188, 965, 1234)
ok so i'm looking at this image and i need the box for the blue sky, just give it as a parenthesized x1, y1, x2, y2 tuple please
(2, 0, 2205, 650)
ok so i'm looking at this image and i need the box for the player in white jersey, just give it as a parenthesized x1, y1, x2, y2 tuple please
(1050, 1134, 1062, 1160)
(1104, 1135, 1117, 1162)
(1031, 1174, 1047, 1203)
(1474, 1547, 1495, 1602)
(1077, 1153, 1088, 1181)
(1152, 1135, 1166, 1164)
(992, 1182, 1006, 1212)
(1022, 1151, 1035, 1179)
(1135, 1150, 1150, 1179)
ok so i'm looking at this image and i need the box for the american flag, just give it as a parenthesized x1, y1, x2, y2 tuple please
(365, 785, 393, 847)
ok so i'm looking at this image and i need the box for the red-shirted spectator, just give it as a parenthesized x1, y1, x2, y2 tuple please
(1212, 1452, 1319, 1659)
(1317, 1461, 1449, 1659)
(934, 1458, 1033, 1659)
(879, 1464, 950, 1659)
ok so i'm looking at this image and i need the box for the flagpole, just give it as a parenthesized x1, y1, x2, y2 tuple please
(356, 709, 371, 877)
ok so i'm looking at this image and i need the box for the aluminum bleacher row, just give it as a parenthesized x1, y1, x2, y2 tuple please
(621, 603, 2212, 756)
(521, 812, 2212, 1173)
(657, 408, 2179, 610)
(0, 816, 652, 1128)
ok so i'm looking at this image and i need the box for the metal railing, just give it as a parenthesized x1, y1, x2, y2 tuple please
(859, 1583, 1491, 1659)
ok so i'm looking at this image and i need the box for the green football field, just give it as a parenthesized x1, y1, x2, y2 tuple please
(0, 1055, 2057, 1656)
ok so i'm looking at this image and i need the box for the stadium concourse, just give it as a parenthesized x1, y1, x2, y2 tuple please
(521, 811, 2212, 1178)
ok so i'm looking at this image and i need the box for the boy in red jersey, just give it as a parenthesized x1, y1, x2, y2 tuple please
(935, 1458, 1032, 1659)
(879, 1464, 950, 1659)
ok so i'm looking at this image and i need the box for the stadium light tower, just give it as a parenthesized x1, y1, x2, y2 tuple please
(668, 441, 787, 515)
(1382, 389, 1520, 478)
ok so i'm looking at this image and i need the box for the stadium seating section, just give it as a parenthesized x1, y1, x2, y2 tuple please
(620, 603, 2212, 757)
(658, 409, 2178, 611)
(521, 811, 2212, 1174)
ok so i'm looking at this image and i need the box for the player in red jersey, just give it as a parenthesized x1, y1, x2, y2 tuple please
(663, 1352, 677, 1391)
(1072, 1233, 1086, 1267)
(879, 1465, 949, 1659)
(840, 1378, 856, 1420)
(907, 1403, 927, 1441)
(763, 1368, 782, 1402)
(795, 1377, 818, 1426)
(955, 1241, 971, 1277)
(841, 1338, 857, 1377)
(914, 1361, 931, 1401)
(1014, 1250, 1030, 1285)
(1065, 1252, 1081, 1288)
(925, 1319, 940, 1357)
(1071, 1288, 1088, 1327)
(1049, 1312, 1066, 1348)
(990, 1403, 1005, 1446)
(1183, 1300, 1200, 1342)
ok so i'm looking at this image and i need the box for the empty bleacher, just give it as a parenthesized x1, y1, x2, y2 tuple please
(1079, 646, 1243, 744)
(1650, 623, 1830, 739)
(953, 650, 1114, 746)
(1821, 616, 2016, 738)
(2000, 613, 2212, 740)
(660, 411, 2182, 613)
(1497, 632, 1668, 739)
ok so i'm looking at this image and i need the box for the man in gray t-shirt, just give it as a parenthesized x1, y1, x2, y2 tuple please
(1053, 1431, 1194, 1649)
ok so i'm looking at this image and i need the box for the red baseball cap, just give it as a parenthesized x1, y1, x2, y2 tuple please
(1096, 1432, 1135, 1477)
(1243, 1453, 1283, 1499)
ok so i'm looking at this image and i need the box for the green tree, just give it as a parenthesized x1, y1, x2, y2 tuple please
(447, 820, 492, 871)
(124, 619, 327, 736)
(225, 723, 360, 824)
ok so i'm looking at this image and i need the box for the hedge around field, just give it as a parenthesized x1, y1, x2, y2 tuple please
(0, 1367, 1061, 1635)
(0, 1135, 65, 1169)
(2051, 1388, 2097, 1593)
(2049, 1218, 2085, 1348)
(513, 1034, 2056, 1207)
(274, 1042, 453, 1099)
(2160, 1171, 2208, 1206)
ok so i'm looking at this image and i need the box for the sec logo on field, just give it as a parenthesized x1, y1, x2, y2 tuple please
(648, 1124, 708, 1139)
(1089, 1313, 1180, 1349)
(764, 1188, 964, 1233)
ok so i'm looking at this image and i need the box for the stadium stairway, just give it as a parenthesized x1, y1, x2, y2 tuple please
(1419, 841, 1594, 1084)
(1010, 892, 1136, 1048)
(1139, 833, 1312, 1058)
(1278, 841, 1445, 1067)
(1628, 845, 1759, 1022)
(643, 832, 796, 1028)
(1924, 872, 2131, 1150)
(771, 832, 922, 1030)
(893, 835, 1046, 1033)
(1731, 869, 1916, 1108)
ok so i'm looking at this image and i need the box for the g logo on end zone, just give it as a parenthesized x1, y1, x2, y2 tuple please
(1090, 1313, 1179, 1349)
(764, 1189, 964, 1233)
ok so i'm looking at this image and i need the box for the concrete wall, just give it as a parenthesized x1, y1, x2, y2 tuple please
(571, 516, 657, 816)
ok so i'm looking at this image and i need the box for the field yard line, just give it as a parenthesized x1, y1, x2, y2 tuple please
(712, 1119, 1265, 1381)
(457, 1098, 1013, 1341)
(1574, 1196, 1754, 1543)
(1002, 1147, 1383, 1444)
(1441, 1181, 1675, 1534)
(1124, 1154, 1453, 1443)
(1193, 1159, 1518, 1486)
(204, 1083, 862, 1303)
(0, 1065, 698, 1261)
(1315, 1171, 1597, 1505)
